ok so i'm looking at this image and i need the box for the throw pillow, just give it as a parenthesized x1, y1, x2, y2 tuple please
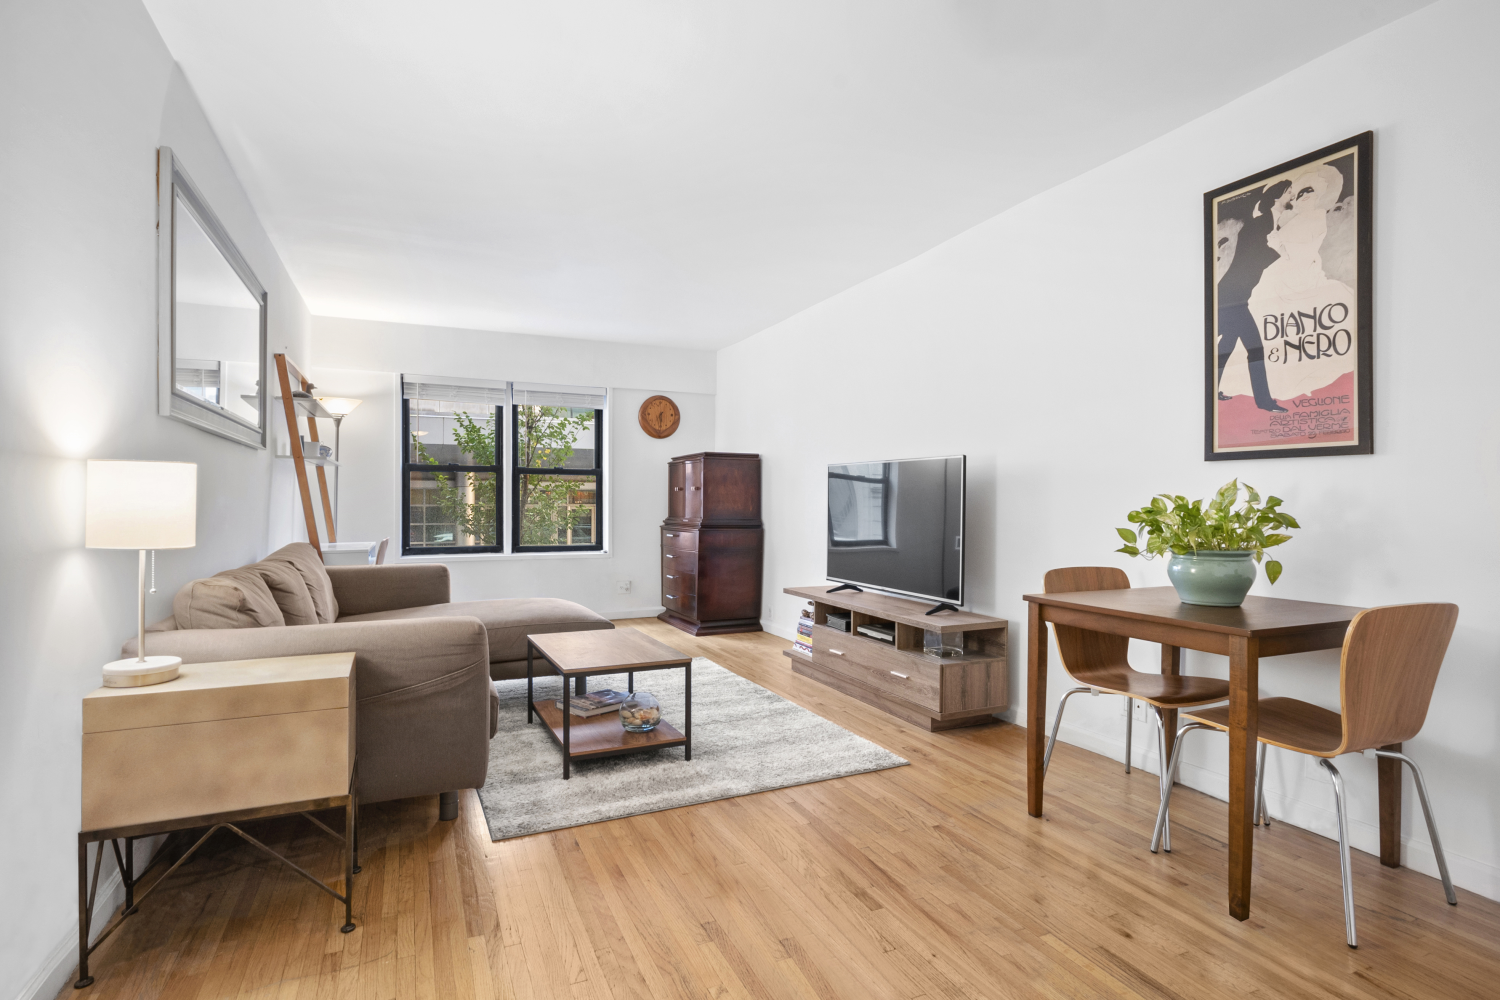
(173, 567, 287, 630)
(250, 558, 319, 626)
(262, 542, 340, 622)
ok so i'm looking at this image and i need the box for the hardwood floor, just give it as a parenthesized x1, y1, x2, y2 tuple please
(70, 618, 1500, 999)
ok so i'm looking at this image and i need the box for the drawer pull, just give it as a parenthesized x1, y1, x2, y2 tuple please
(665, 574, 675, 579)
(665, 532, 674, 536)
(665, 594, 677, 599)
(829, 649, 844, 656)
(665, 554, 673, 559)
(673, 487, 683, 491)
(889, 671, 909, 679)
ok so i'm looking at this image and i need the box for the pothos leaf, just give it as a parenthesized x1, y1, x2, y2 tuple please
(1265, 560, 1283, 584)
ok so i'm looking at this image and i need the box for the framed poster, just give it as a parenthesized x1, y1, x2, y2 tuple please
(1204, 131, 1372, 460)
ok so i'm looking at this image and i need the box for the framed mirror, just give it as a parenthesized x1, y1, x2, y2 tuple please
(157, 147, 268, 448)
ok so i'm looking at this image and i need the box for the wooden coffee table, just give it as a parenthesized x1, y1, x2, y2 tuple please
(526, 628, 693, 779)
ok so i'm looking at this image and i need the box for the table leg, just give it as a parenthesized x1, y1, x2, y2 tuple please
(341, 794, 356, 933)
(527, 641, 534, 724)
(684, 661, 692, 761)
(575, 675, 586, 696)
(1379, 741, 1403, 867)
(1227, 635, 1260, 921)
(563, 689, 572, 780)
(628, 671, 634, 693)
(1159, 645, 1181, 775)
(75, 837, 93, 989)
(1027, 601, 1048, 818)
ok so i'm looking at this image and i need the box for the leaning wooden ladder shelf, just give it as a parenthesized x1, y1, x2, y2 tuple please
(274, 352, 337, 556)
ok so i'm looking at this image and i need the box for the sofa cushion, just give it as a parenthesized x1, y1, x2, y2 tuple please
(173, 568, 287, 630)
(249, 558, 319, 626)
(262, 542, 339, 623)
(338, 597, 612, 666)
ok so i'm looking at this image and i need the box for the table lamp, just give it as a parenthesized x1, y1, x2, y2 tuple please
(86, 460, 197, 687)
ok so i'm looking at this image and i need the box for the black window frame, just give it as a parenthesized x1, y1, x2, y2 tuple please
(401, 397, 505, 556)
(511, 403, 605, 553)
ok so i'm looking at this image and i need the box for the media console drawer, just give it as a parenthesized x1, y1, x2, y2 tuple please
(810, 627, 941, 712)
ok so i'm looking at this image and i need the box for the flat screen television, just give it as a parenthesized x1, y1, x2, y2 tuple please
(826, 455, 964, 608)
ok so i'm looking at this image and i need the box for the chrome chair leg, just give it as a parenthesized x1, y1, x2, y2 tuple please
(1255, 742, 1271, 826)
(1124, 699, 1133, 774)
(1150, 722, 1216, 853)
(1371, 749, 1457, 905)
(1042, 686, 1091, 774)
(1155, 710, 1170, 852)
(1320, 758, 1358, 948)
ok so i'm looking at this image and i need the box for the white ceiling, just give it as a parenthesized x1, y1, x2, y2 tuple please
(143, 0, 1431, 350)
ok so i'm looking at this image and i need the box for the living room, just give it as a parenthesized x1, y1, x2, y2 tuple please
(4, 1, 1499, 998)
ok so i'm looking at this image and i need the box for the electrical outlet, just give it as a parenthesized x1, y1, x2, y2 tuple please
(1132, 700, 1148, 722)
(615, 580, 632, 594)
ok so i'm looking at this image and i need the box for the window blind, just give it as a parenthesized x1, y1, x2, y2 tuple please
(401, 374, 510, 408)
(512, 382, 607, 409)
(176, 358, 222, 390)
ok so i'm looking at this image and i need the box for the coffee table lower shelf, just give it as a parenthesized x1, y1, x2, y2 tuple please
(531, 700, 687, 762)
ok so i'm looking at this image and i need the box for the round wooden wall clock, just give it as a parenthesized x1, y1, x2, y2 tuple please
(638, 395, 681, 438)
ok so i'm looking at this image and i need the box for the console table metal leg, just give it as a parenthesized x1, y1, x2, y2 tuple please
(526, 642, 534, 724)
(341, 795, 356, 933)
(628, 671, 634, 693)
(74, 838, 94, 989)
(684, 661, 692, 761)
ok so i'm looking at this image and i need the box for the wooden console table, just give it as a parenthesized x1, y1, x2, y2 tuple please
(76, 652, 358, 988)
(784, 586, 1007, 731)
(1023, 587, 1367, 922)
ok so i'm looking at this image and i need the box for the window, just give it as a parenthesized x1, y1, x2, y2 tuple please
(401, 376, 605, 555)
(512, 384, 604, 553)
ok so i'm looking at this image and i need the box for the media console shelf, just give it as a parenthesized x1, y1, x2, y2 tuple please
(782, 586, 1008, 731)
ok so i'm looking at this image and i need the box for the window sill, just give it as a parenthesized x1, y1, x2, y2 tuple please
(397, 549, 611, 563)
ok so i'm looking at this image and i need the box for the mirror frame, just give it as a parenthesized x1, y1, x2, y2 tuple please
(156, 146, 268, 448)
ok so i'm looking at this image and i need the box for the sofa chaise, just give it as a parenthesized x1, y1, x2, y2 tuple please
(124, 543, 613, 818)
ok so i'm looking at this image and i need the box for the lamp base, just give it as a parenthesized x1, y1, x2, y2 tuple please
(102, 655, 182, 688)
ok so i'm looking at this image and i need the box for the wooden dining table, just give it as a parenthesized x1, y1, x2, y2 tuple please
(1024, 586, 1380, 921)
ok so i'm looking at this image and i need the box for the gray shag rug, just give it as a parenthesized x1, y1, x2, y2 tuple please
(478, 657, 908, 840)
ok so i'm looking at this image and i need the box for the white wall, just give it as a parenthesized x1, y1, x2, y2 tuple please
(716, 0, 1499, 901)
(0, 2, 314, 995)
(311, 317, 716, 618)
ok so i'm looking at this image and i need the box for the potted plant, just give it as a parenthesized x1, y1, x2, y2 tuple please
(1114, 480, 1299, 607)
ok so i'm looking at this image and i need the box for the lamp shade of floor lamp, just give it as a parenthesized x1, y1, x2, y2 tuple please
(85, 460, 197, 687)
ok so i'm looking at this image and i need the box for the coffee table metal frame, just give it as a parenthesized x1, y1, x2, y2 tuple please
(526, 637, 692, 779)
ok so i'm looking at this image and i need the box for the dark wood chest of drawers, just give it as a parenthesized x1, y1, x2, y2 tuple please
(659, 452, 763, 636)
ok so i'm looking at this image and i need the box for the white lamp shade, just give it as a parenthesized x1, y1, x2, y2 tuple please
(317, 396, 362, 415)
(85, 460, 197, 549)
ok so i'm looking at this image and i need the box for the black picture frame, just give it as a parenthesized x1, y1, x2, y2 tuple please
(1204, 131, 1373, 461)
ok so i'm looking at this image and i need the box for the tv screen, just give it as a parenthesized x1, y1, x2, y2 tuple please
(826, 455, 964, 605)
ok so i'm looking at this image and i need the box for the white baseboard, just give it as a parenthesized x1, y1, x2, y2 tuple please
(1051, 721, 1500, 903)
(764, 618, 796, 641)
(605, 606, 665, 620)
(17, 869, 125, 1000)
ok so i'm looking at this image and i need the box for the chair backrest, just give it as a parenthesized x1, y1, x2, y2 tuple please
(1338, 602, 1459, 752)
(374, 537, 390, 565)
(1043, 567, 1131, 684)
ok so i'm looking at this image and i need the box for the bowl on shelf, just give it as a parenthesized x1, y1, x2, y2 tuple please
(619, 692, 662, 732)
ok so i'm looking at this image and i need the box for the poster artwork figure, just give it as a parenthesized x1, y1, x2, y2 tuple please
(1213, 151, 1359, 451)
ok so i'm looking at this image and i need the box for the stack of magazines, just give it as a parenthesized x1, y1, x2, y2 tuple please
(553, 689, 630, 718)
(794, 603, 814, 656)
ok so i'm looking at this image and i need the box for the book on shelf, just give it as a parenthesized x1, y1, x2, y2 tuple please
(552, 689, 631, 718)
(792, 638, 813, 656)
(856, 623, 895, 643)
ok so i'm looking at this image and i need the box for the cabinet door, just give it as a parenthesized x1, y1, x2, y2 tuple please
(682, 459, 704, 520)
(667, 461, 687, 520)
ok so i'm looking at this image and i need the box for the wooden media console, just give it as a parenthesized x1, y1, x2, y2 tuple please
(783, 586, 1008, 731)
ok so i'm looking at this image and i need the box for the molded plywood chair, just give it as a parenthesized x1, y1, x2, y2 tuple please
(1042, 567, 1231, 847)
(1151, 602, 1460, 948)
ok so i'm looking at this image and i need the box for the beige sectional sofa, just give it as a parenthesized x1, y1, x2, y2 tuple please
(125, 543, 613, 818)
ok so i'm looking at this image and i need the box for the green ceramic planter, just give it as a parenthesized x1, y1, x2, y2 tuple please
(1166, 550, 1257, 607)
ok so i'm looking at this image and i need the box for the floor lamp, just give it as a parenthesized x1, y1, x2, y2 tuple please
(86, 460, 197, 687)
(316, 396, 362, 536)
